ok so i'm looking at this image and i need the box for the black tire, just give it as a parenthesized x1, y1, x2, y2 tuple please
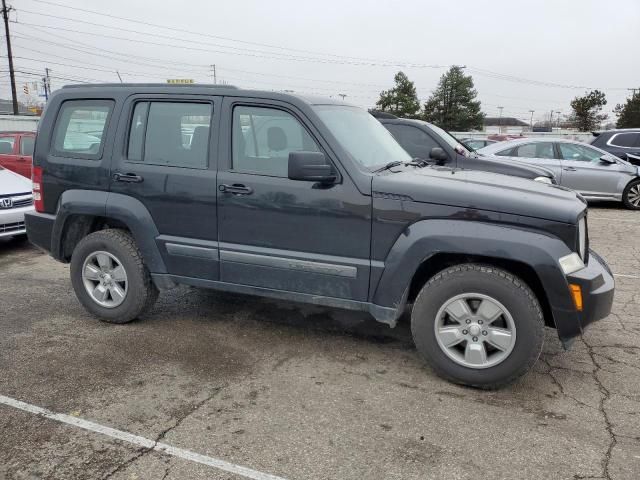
(622, 179, 640, 210)
(70, 229, 158, 323)
(411, 264, 544, 389)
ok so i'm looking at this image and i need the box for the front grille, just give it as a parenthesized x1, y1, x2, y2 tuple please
(0, 221, 26, 233)
(0, 194, 33, 209)
(12, 197, 33, 208)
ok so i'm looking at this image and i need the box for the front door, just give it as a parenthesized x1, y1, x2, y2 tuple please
(557, 142, 624, 198)
(216, 98, 371, 301)
(110, 95, 221, 280)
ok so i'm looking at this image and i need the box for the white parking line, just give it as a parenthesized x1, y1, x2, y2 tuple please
(0, 394, 288, 480)
(614, 273, 640, 279)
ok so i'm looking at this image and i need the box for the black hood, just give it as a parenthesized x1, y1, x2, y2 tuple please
(373, 166, 585, 224)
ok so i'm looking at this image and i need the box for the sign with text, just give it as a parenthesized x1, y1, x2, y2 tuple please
(166, 79, 194, 84)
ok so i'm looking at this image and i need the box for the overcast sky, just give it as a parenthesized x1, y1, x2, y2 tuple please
(4, 0, 639, 123)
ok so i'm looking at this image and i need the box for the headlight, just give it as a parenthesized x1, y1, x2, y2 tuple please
(578, 216, 586, 260)
(559, 253, 585, 275)
(534, 176, 553, 184)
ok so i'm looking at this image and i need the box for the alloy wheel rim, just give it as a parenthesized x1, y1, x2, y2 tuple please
(434, 293, 517, 369)
(81, 251, 128, 308)
(627, 185, 640, 207)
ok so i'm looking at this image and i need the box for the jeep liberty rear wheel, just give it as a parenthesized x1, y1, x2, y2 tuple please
(70, 229, 158, 323)
(411, 264, 544, 389)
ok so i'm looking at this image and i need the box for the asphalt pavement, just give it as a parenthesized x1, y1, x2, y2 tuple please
(0, 203, 638, 480)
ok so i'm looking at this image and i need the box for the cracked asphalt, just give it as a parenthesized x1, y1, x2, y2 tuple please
(0, 203, 639, 480)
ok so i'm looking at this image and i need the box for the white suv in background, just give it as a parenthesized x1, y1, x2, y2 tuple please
(0, 166, 34, 239)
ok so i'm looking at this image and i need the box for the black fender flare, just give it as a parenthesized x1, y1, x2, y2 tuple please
(51, 190, 167, 273)
(372, 219, 576, 318)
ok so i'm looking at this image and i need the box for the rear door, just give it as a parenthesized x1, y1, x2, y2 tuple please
(110, 95, 221, 280)
(216, 98, 371, 301)
(0, 134, 21, 176)
(557, 142, 625, 197)
(17, 134, 35, 178)
(496, 141, 563, 180)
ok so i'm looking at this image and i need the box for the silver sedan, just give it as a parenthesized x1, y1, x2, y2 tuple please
(479, 138, 640, 209)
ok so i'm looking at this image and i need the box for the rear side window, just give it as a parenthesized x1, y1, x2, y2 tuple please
(232, 106, 320, 177)
(127, 101, 212, 169)
(385, 124, 439, 159)
(514, 142, 555, 159)
(608, 133, 639, 148)
(0, 135, 15, 154)
(52, 100, 113, 159)
(20, 136, 35, 155)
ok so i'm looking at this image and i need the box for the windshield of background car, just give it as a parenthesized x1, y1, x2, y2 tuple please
(314, 105, 412, 168)
(427, 123, 472, 156)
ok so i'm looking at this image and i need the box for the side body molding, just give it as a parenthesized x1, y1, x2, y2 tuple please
(372, 219, 577, 322)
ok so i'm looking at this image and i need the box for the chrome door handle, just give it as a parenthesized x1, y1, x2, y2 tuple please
(563, 167, 577, 171)
(113, 172, 144, 183)
(219, 183, 253, 195)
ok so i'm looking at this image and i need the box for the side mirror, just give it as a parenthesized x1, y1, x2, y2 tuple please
(429, 147, 448, 163)
(288, 151, 336, 183)
(599, 155, 616, 164)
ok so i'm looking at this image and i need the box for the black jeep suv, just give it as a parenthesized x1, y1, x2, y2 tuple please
(26, 84, 614, 389)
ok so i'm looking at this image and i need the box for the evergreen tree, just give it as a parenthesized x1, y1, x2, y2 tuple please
(375, 71, 421, 118)
(570, 90, 608, 131)
(614, 91, 640, 128)
(422, 66, 484, 131)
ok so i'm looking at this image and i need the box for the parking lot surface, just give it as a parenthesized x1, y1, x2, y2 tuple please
(0, 204, 639, 480)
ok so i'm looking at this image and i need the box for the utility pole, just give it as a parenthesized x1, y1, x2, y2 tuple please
(1, 0, 18, 115)
(549, 110, 554, 129)
(497, 106, 504, 134)
(42, 68, 51, 101)
(210, 64, 217, 84)
(529, 110, 535, 131)
(338, 93, 346, 100)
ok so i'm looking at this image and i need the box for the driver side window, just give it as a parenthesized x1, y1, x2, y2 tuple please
(232, 106, 320, 177)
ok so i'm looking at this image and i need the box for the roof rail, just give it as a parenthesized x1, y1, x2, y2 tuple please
(62, 83, 238, 89)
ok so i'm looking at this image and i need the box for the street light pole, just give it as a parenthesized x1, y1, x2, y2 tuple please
(529, 110, 535, 131)
(497, 106, 504, 134)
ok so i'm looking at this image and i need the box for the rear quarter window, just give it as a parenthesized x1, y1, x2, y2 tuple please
(51, 99, 114, 160)
(608, 132, 640, 148)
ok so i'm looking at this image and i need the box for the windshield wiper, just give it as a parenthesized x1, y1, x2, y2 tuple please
(373, 160, 404, 173)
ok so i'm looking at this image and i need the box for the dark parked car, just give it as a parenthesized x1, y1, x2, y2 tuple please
(590, 129, 640, 164)
(26, 84, 613, 389)
(372, 113, 555, 183)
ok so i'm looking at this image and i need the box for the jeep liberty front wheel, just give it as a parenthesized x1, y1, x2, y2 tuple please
(411, 264, 544, 389)
(70, 229, 158, 323)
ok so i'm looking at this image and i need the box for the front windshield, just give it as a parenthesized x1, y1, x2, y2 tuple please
(427, 123, 472, 157)
(314, 105, 412, 168)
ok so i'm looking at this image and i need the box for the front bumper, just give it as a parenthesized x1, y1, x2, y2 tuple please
(554, 249, 614, 345)
(0, 205, 34, 238)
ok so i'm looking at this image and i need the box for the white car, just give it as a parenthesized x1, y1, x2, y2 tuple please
(0, 165, 34, 238)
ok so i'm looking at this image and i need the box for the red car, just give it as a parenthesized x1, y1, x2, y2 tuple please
(0, 131, 36, 178)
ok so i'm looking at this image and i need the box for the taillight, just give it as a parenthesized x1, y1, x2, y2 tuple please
(32, 166, 44, 212)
